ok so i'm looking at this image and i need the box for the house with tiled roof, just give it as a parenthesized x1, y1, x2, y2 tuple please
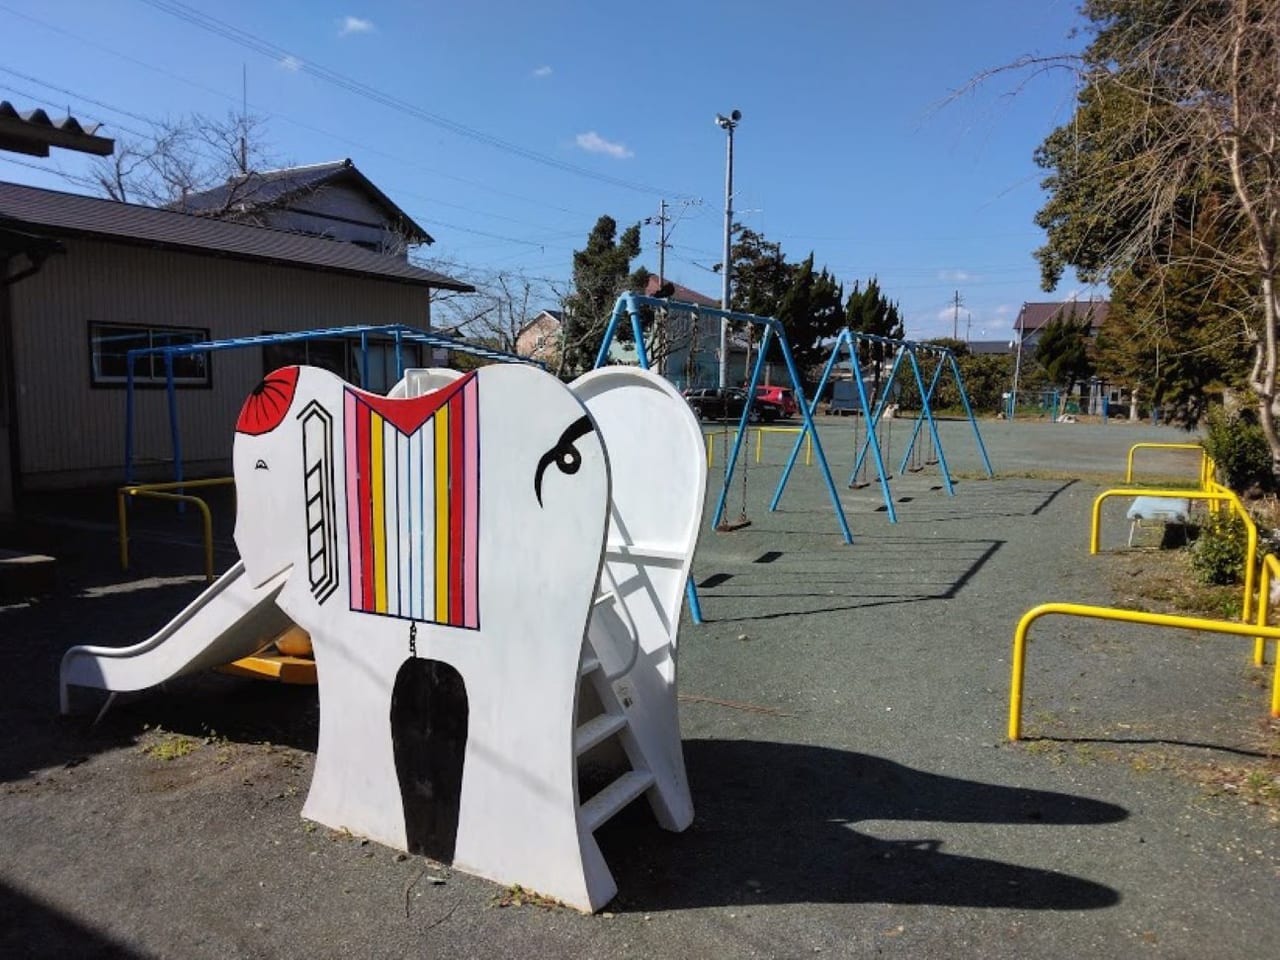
(173, 158, 431, 258)
(1014, 300, 1110, 350)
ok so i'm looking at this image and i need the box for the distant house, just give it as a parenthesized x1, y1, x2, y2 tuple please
(515, 309, 564, 367)
(174, 158, 431, 259)
(1014, 300, 1110, 350)
(0, 180, 471, 511)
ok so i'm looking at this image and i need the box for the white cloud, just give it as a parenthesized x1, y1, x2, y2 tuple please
(937, 269, 972, 283)
(279, 55, 303, 72)
(532, 65, 552, 79)
(574, 131, 633, 160)
(339, 15, 374, 36)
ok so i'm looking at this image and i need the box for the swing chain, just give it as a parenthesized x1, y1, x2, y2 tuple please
(408, 621, 418, 658)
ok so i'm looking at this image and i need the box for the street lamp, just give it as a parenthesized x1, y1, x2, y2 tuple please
(716, 109, 740, 389)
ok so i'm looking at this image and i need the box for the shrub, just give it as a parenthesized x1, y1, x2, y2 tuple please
(1190, 511, 1249, 585)
(1201, 404, 1273, 492)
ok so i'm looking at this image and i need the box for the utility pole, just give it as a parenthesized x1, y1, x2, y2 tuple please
(952, 290, 963, 341)
(716, 110, 741, 389)
(645, 199, 670, 374)
(966, 311, 971, 345)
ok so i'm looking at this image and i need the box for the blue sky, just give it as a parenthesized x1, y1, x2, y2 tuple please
(0, 0, 1103, 341)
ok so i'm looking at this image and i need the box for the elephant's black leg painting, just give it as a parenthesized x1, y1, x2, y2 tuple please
(390, 658, 468, 861)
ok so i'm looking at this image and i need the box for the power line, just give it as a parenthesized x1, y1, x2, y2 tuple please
(136, 0, 689, 199)
(0, 2, 599, 219)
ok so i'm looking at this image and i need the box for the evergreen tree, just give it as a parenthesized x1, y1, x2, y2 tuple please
(776, 254, 844, 379)
(561, 216, 648, 375)
(1034, 318, 1094, 391)
(845, 279, 905, 405)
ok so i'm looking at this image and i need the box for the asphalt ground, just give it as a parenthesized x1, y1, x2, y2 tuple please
(2, 416, 1277, 959)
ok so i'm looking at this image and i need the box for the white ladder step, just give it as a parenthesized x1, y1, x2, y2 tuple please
(574, 711, 628, 756)
(580, 769, 655, 833)
(579, 654, 601, 677)
(604, 541, 686, 564)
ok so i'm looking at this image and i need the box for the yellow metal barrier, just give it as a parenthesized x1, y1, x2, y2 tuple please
(755, 426, 811, 466)
(1124, 441, 1210, 486)
(1090, 486, 1257, 620)
(117, 477, 235, 583)
(1009, 601, 1280, 739)
(1254, 553, 1280, 670)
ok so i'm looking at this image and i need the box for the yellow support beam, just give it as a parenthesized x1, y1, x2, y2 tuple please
(1090, 486, 1257, 621)
(1009, 601, 1280, 740)
(755, 425, 812, 465)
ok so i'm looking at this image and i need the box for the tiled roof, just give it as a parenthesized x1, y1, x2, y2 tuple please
(0, 180, 471, 291)
(644, 275, 720, 308)
(172, 158, 432, 244)
(1015, 300, 1110, 333)
(0, 100, 114, 157)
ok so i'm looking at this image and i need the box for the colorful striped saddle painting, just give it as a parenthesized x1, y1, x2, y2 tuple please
(344, 372, 480, 629)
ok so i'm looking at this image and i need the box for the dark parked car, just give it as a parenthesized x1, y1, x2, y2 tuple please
(684, 387, 782, 423)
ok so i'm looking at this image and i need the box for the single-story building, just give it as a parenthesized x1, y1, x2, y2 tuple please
(0, 180, 471, 514)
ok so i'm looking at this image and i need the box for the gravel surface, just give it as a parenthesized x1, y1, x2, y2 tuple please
(2, 417, 1277, 959)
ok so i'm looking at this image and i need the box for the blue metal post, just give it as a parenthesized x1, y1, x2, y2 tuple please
(685, 580, 703, 624)
(628, 299, 650, 369)
(899, 354, 946, 475)
(394, 330, 403, 380)
(905, 349, 953, 496)
(594, 296, 631, 369)
(771, 330, 845, 510)
(776, 325, 852, 544)
(360, 332, 369, 387)
(850, 346, 906, 484)
(772, 330, 894, 522)
(948, 352, 994, 477)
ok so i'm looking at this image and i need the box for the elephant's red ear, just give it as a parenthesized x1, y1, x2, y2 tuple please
(237, 366, 300, 435)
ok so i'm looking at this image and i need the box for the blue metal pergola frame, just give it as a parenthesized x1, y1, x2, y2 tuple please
(124, 322, 538, 484)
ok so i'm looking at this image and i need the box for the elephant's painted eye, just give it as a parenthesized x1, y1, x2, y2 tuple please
(255, 459, 269, 470)
(533, 415, 595, 507)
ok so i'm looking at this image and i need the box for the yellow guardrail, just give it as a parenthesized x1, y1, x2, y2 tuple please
(1124, 441, 1212, 486)
(1254, 553, 1280, 672)
(755, 426, 811, 466)
(117, 477, 235, 583)
(1008, 601, 1280, 739)
(1090, 486, 1257, 620)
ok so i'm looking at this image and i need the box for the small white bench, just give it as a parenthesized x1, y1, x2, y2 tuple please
(1125, 496, 1191, 546)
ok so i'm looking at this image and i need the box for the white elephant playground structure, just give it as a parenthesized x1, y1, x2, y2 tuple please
(59, 362, 706, 912)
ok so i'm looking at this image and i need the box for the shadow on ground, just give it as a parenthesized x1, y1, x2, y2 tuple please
(1, 880, 152, 959)
(602, 738, 1125, 913)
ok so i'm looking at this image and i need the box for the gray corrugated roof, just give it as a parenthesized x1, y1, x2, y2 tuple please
(0, 100, 114, 157)
(0, 180, 471, 291)
(172, 158, 433, 245)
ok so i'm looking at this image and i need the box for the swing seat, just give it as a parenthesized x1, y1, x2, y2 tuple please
(715, 516, 752, 532)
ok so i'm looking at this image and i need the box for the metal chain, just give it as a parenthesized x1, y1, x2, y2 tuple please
(408, 622, 417, 658)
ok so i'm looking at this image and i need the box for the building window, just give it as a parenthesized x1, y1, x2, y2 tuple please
(262, 334, 422, 395)
(89, 323, 211, 387)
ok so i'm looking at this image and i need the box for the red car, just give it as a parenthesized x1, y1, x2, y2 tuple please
(755, 385, 798, 418)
